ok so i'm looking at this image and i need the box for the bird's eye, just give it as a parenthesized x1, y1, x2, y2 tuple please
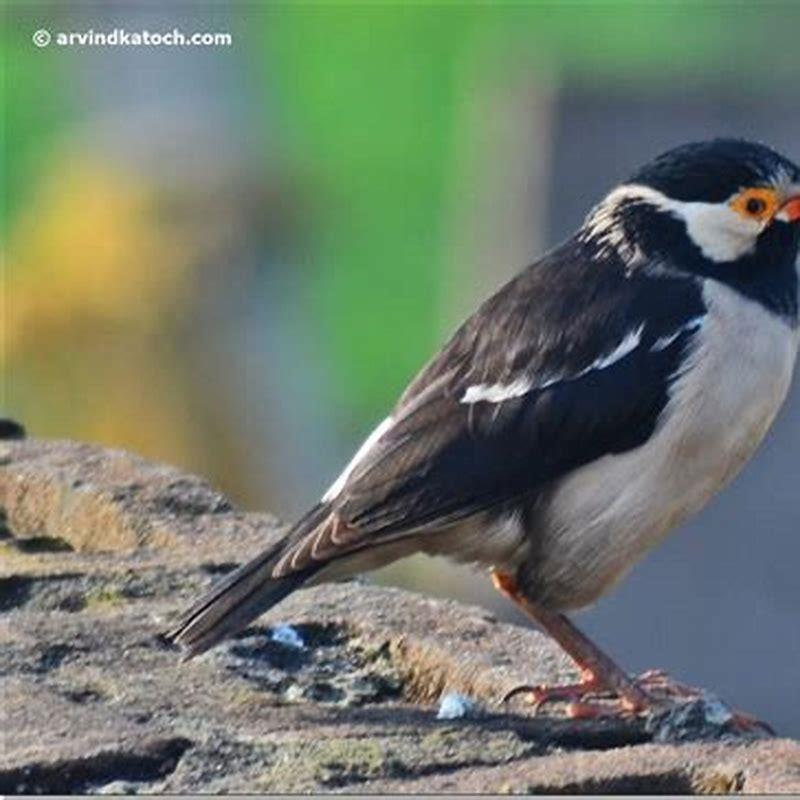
(730, 188, 779, 222)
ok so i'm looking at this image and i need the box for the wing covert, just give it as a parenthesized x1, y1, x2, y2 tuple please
(276, 246, 707, 574)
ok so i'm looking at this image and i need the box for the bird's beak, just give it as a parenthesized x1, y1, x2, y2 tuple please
(777, 187, 800, 223)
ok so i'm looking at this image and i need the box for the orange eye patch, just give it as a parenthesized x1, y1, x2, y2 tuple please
(730, 188, 780, 222)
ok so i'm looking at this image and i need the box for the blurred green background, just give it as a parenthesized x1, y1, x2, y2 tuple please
(2, 1, 799, 733)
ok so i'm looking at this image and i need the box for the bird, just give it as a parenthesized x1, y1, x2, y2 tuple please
(169, 139, 800, 723)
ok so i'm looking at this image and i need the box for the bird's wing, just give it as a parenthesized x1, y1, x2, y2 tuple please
(274, 246, 707, 576)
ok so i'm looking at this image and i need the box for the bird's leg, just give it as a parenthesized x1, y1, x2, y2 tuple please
(491, 571, 773, 732)
(491, 570, 651, 717)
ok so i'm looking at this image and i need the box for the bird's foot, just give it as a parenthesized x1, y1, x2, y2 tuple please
(504, 668, 773, 735)
(503, 667, 647, 718)
(503, 680, 600, 710)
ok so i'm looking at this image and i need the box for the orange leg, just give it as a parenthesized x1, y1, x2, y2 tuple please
(491, 570, 773, 732)
(491, 570, 651, 717)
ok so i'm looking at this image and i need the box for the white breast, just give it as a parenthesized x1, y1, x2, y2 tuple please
(535, 280, 799, 610)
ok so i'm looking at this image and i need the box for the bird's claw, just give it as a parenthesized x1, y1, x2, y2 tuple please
(503, 669, 775, 734)
(502, 672, 616, 715)
(501, 683, 586, 711)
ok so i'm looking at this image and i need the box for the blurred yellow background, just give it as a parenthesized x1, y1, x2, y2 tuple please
(2, 2, 799, 733)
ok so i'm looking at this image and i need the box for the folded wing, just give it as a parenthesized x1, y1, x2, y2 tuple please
(273, 248, 707, 576)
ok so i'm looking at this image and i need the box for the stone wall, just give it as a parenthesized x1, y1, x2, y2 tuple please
(2, 438, 798, 793)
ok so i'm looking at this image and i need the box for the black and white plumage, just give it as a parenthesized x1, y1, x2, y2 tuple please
(170, 139, 800, 702)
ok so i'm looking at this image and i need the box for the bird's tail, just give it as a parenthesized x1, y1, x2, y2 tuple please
(167, 545, 316, 658)
(167, 507, 330, 658)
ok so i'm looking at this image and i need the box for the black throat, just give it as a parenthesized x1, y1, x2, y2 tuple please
(622, 204, 800, 324)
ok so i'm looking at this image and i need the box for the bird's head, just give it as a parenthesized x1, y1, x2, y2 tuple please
(581, 140, 800, 313)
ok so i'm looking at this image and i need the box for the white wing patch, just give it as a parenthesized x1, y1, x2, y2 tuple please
(589, 324, 645, 370)
(322, 416, 394, 502)
(460, 318, 705, 407)
(651, 315, 705, 352)
(461, 377, 532, 404)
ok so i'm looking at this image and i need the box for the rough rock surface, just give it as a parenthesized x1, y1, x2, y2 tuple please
(1, 439, 798, 794)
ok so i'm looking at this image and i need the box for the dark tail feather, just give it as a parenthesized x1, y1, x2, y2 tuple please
(167, 542, 317, 659)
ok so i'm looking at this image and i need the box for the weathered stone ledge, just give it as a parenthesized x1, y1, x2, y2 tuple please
(1, 438, 798, 793)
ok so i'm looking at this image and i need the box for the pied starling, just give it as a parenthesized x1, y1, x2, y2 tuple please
(170, 139, 800, 723)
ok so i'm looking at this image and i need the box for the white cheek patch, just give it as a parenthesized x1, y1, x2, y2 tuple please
(678, 202, 761, 263)
(585, 184, 764, 265)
